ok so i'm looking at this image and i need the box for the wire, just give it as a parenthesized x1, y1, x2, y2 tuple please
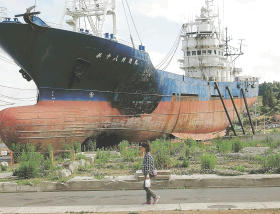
(0, 93, 37, 101)
(122, 0, 133, 46)
(0, 55, 16, 65)
(124, 0, 143, 45)
(0, 84, 37, 91)
(156, 27, 183, 70)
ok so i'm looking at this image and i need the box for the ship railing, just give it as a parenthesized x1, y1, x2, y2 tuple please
(45, 21, 140, 49)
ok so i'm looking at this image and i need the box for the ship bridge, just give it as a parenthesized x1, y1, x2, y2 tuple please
(179, 0, 241, 82)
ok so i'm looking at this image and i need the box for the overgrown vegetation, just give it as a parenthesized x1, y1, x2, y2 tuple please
(200, 153, 216, 171)
(3, 131, 280, 183)
(13, 144, 44, 179)
(259, 81, 280, 114)
(119, 140, 139, 162)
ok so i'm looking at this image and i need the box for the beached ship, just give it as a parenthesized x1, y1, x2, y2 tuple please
(0, 0, 258, 150)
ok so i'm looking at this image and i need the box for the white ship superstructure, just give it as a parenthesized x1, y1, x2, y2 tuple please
(62, 0, 116, 37)
(179, 0, 242, 82)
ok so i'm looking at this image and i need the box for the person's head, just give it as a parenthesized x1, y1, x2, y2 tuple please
(141, 142, 150, 153)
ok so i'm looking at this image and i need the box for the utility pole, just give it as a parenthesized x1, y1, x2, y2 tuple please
(264, 115, 266, 135)
(255, 102, 258, 131)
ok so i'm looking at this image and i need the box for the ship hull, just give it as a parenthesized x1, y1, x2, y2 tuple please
(0, 96, 257, 150)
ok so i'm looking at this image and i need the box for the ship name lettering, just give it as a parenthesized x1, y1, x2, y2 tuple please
(106, 54, 112, 59)
(128, 58, 133, 64)
(113, 55, 119, 62)
(96, 53, 102, 59)
(134, 60, 139, 65)
(121, 57, 126, 63)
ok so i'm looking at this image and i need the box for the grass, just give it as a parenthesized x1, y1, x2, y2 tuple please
(3, 132, 280, 183)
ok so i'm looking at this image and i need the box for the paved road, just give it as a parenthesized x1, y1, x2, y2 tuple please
(0, 187, 280, 207)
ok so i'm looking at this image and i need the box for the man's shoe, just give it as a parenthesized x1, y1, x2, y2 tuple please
(153, 196, 160, 204)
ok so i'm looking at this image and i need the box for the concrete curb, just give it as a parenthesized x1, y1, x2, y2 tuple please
(1, 202, 280, 213)
(1, 174, 280, 193)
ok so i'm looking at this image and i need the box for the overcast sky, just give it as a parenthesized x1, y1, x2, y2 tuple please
(0, 0, 279, 109)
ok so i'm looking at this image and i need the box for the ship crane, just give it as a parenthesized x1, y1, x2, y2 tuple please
(62, 0, 116, 37)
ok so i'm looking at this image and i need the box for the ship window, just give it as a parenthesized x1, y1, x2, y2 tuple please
(192, 51, 196, 56)
(187, 51, 190, 56)
(214, 50, 217, 55)
(202, 50, 207, 55)
(197, 50, 201, 55)
(208, 50, 212, 55)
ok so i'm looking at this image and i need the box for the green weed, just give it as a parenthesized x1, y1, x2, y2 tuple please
(234, 165, 246, 172)
(232, 139, 243, 153)
(95, 149, 110, 166)
(151, 139, 171, 169)
(200, 153, 216, 171)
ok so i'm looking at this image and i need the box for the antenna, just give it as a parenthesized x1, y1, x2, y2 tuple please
(0, 7, 7, 22)
(34, 0, 37, 11)
(225, 28, 244, 62)
(63, 0, 116, 36)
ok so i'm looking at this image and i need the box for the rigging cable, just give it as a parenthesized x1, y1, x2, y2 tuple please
(0, 84, 37, 91)
(124, 0, 143, 45)
(121, 0, 135, 48)
(156, 27, 183, 70)
(0, 54, 16, 65)
(0, 93, 37, 101)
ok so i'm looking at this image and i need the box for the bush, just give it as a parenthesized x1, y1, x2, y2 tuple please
(42, 158, 53, 171)
(95, 149, 110, 165)
(254, 155, 265, 164)
(118, 140, 139, 162)
(182, 158, 190, 168)
(76, 153, 87, 160)
(14, 145, 44, 179)
(151, 139, 171, 169)
(170, 142, 186, 156)
(1, 165, 8, 172)
(262, 154, 280, 170)
(234, 165, 246, 172)
(122, 148, 139, 162)
(10, 143, 23, 163)
(184, 138, 197, 147)
(200, 153, 216, 171)
(61, 144, 74, 160)
(83, 138, 96, 151)
(73, 142, 81, 153)
(185, 146, 191, 158)
(216, 140, 232, 154)
(131, 158, 142, 170)
(232, 139, 242, 153)
(119, 140, 129, 153)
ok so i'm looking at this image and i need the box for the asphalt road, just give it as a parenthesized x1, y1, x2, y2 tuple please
(0, 187, 279, 207)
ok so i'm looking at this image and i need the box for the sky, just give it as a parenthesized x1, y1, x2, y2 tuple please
(0, 0, 279, 109)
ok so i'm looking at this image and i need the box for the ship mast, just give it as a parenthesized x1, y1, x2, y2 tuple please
(0, 7, 7, 22)
(62, 0, 116, 37)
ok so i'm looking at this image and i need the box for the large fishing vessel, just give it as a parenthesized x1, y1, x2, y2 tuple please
(0, 0, 258, 150)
